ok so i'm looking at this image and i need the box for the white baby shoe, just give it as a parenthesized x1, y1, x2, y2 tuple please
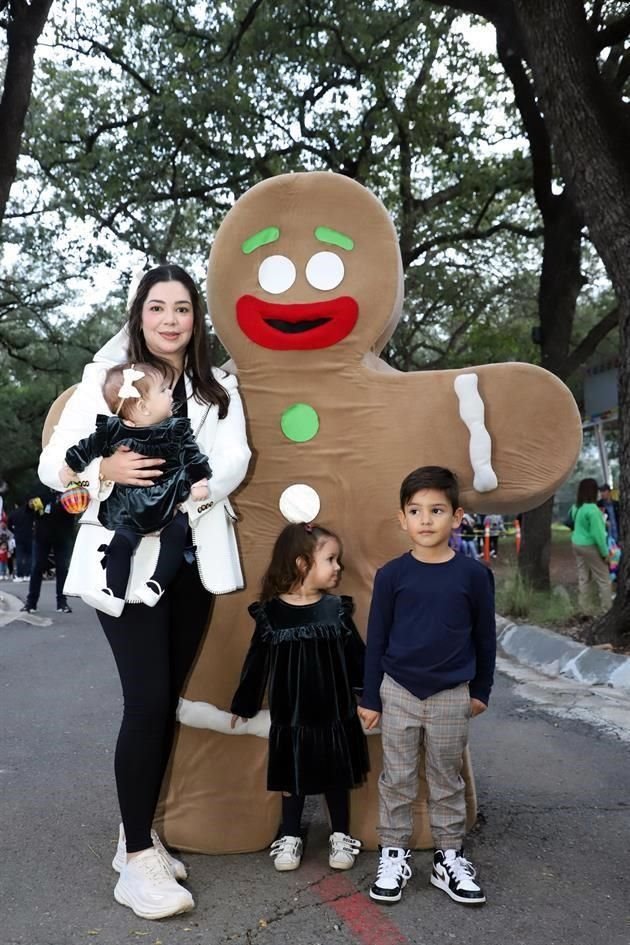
(82, 587, 125, 617)
(133, 580, 165, 608)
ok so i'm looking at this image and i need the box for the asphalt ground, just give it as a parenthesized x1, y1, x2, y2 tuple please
(2, 581, 630, 945)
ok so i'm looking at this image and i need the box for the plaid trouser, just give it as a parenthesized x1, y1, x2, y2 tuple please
(378, 674, 470, 850)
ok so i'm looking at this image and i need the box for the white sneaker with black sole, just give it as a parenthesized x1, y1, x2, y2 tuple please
(112, 823, 188, 880)
(430, 848, 486, 904)
(369, 846, 412, 903)
(269, 835, 303, 871)
(328, 832, 361, 870)
(114, 847, 194, 919)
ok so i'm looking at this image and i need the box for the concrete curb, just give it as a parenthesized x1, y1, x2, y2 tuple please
(496, 615, 630, 692)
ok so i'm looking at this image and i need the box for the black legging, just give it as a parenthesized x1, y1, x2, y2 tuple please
(98, 557, 213, 853)
(106, 510, 189, 599)
(281, 788, 349, 837)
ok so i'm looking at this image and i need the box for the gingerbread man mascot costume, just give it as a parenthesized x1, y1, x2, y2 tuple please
(151, 171, 581, 854)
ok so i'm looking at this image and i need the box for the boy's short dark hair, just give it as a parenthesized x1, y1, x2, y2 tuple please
(400, 466, 460, 511)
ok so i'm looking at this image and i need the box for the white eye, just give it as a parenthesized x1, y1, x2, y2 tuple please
(258, 255, 296, 294)
(305, 251, 345, 291)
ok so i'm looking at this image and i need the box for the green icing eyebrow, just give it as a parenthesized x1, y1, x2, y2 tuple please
(241, 226, 280, 254)
(314, 226, 354, 251)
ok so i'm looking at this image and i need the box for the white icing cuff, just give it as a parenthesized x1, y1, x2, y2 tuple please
(177, 698, 271, 738)
(454, 373, 498, 493)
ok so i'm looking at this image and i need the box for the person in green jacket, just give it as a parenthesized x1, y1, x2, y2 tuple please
(571, 477, 612, 614)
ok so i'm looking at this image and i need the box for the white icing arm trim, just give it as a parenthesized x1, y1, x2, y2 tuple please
(453, 374, 498, 493)
(177, 698, 271, 738)
(177, 698, 380, 738)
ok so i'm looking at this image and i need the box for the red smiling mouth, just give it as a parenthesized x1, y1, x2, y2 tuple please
(236, 295, 358, 350)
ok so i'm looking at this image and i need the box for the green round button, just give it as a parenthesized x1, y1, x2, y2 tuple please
(281, 403, 320, 443)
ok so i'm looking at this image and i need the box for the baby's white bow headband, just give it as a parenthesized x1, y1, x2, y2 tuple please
(116, 366, 145, 415)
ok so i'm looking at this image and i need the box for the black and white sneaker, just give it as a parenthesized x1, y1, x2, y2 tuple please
(431, 848, 486, 905)
(369, 846, 412, 903)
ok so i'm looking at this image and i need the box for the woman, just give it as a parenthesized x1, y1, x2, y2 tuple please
(38, 265, 251, 919)
(570, 477, 612, 615)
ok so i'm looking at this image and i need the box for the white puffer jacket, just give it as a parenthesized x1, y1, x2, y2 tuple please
(38, 328, 251, 598)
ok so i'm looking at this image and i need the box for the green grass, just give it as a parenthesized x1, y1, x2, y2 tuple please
(495, 567, 577, 624)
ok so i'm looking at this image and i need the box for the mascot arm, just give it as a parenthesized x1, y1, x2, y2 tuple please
(39, 363, 110, 497)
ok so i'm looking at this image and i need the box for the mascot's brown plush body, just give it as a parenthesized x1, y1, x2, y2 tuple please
(157, 172, 582, 853)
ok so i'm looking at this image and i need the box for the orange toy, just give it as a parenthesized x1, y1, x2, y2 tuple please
(60, 482, 90, 515)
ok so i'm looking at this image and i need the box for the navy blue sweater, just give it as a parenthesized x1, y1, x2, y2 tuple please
(362, 551, 496, 711)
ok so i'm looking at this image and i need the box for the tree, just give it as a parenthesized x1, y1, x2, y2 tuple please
(0, 0, 54, 226)
(508, 0, 630, 644)
(15, 0, 550, 369)
(428, 0, 626, 590)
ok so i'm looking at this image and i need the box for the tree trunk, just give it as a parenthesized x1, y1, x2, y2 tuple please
(518, 197, 583, 587)
(0, 0, 54, 226)
(518, 495, 554, 590)
(513, 0, 630, 645)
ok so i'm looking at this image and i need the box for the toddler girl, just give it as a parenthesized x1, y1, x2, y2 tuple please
(231, 523, 369, 872)
(60, 361, 211, 617)
(0, 539, 9, 579)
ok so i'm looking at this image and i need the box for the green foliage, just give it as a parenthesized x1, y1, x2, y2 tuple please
(16, 0, 544, 368)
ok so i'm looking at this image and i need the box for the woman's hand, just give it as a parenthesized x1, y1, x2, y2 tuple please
(230, 714, 246, 729)
(190, 478, 209, 500)
(59, 463, 76, 488)
(100, 446, 165, 487)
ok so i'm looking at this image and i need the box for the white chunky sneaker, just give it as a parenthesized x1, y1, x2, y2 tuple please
(82, 587, 125, 617)
(112, 823, 188, 880)
(269, 835, 303, 871)
(134, 580, 164, 608)
(114, 848, 194, 919)
(431, 848, 486, 905)
(328, 832, 362, 870)
(369, 846, 412, 903)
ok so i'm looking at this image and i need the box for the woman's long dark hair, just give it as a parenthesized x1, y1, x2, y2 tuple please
(260, 523, 342, 601)
(576, 477, 598, 507)
(126, 264, 229, 418)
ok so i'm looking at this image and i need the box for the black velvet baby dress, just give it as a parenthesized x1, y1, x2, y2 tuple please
(65, 413, 211, 535)
(230, 594, 370, 795)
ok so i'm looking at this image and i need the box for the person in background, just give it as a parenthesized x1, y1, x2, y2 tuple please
(571, 478, 612, 615)
(20, 488, 76, 614)
(0, 538, 9, 579)
(483, 513, 504, 558)
(598, 483, 620, 544)
(459, 513, 478, 559)
(8, 500, 35, 581)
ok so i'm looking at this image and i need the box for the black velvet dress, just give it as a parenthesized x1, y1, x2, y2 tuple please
(230, 594, 370, 796)
(65, 414, 211, 535)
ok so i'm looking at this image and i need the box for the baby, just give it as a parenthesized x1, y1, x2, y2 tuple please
(60, 362, 211, 616)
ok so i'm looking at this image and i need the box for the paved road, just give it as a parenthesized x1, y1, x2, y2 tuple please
(2, 582, 630, 945)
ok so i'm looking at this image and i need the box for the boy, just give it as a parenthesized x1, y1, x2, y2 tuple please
(358, 466, 495, 906)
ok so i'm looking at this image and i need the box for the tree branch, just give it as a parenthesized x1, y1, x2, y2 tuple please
(564, 306, 619, 378)
(596, 12, 630, 50)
